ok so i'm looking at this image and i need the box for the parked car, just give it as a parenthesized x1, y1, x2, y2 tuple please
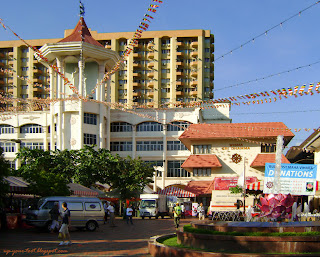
(24, 196, 104, 232)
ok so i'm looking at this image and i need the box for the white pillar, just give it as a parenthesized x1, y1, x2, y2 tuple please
(56, 57, 63, 150)
(274, 135, 284, 194)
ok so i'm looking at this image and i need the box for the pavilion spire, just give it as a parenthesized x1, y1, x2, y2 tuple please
(80, 1, 85, 18)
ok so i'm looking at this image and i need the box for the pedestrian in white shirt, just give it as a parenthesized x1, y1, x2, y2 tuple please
(107, 203, 116, 227)
(126, 204, 134, 225)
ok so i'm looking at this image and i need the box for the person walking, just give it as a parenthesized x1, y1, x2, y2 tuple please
(103, 202, 109, 224)
(173, 203, 182, 229)
(107, 202, 116, 227)
(126, 204, 134, 225)
(197, 203, 205, 220)
(180, 204, 185, 219)
(58, 202, 71, 246)
(49, 202, 60, 233)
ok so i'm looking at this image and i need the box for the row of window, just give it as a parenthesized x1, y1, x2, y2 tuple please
(110, 121, 191, 132)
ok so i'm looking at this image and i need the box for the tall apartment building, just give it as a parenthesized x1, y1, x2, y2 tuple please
(0, 18, 227, 190)
(0, 28, 214, 108)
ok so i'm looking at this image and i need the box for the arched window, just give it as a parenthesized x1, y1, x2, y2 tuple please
(110, 122, 133, 132)
(137, 122, 163, 132)
(20, 124, 43, 134)
(0, 125, 14, 134)
(167, 121, 191, 131)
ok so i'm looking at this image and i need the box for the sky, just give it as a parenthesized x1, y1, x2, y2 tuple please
(0, 0, 320, 151)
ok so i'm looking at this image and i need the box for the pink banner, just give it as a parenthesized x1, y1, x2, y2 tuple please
(213, 177, 258, 190)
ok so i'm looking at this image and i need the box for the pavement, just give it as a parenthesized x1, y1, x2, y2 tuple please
(0, 216, 194, 257)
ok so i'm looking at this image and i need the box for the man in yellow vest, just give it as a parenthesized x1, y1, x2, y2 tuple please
(173, 203, 182, 229)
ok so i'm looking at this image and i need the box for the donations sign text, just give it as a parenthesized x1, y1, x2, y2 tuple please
(264, 163, 317, 196)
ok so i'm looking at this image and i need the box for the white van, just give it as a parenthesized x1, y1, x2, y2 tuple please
(25, 196, 104, 232)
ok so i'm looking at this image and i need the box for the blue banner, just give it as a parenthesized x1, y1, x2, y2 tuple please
(265, 163, 317, 179)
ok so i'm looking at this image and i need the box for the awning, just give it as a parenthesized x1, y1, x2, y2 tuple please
(157, 186, 196, 197)
(246, 181, 263, 191)
(181, 154, 222, 168)
(250, 154, 290, 167)
(68, 183, 99, 197)
(4, 176, 29, 193)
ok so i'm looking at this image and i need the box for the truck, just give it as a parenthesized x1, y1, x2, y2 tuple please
(139, 194, 175, 219)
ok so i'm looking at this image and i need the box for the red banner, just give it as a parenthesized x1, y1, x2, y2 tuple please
(213, 177, 258, 190)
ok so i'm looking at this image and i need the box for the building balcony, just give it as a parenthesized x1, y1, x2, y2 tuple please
(176, 90, 184, 96)
(33, 87, 43, 92)
(132, 102, 139, 107)
(133, 92, 141, 97)
(176, 61, 184, 67)
(133, 53, 141, 59)
(191, 61, 197, 67)
(147, 42, 155, 50)
(8, 60, 14, 66)
(191, 90, 198, 96)
(191, 71, 197, 78)
(147, 102, 154, 107)
(176, 81, 184, 87)
(133, 82, 142, 88)
(147, 72, 154, 78)
(33, 68, 43, 74)
(147, 82, 154, 88)
(133, 72, 141, 78)
(176, 41, 184, 46)
(191, 41, 198, 48)
(176, 52, 184, 57)
(176, 71, 184, 77)
(133, 63, 142, 69)
(8, 52, 13, 58)
(147, 92, 154, 98)
(191, 80, 198, 87)
(191, 51, 198, 58)
(147, 62, 154, 68)
(147, 52, 155, 59)
(8, 88, 14, 94)
(105, 44, 112, 49)
(33, 78, 43, 84)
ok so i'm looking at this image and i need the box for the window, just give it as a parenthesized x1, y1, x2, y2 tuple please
(136, 141, 163, 151)
(161, 88, 170, 93)
(21, 58, 29, 62)
(21, 94, 28, 99)
(20, 124, 43, 133)
(21, 48, 29, 53)
(167, 160, 190, 177)
(205, 58, 210, 62)
(84, 113, 97, 125)
(119, 80, 127, 85)
(0, 125, 14, 134)
(193, 145, 211, 154)
(67, 202, 83, 211)
(41, 201, 55, 210)
(84, 133, 97, 145)
(161, 59, 170, 65)
(161, 69, 170, 73)
(261, 144, 276, 153)
(110, 141, 132, 151)
(204, 68, 210, 73)
(8, 160, 16, 170)
(137, 122, 163, 132)
(21, 85, 28, 90)
(167, 121, 191, 131)
(21, 67, 28, 71)
(85, 202, 101, 211)
(167, 141, 187, 151)
(0, 142, 16, 152)
(193, 168, 211, 177)
(145, 160, 163, 176)
(161, 49, 170, 54)
(110, 122, 132, 132)
(205, 48, 210, 53)
(21, 142, 44, 150)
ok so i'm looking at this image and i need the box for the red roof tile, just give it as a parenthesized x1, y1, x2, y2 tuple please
(181, 154, 222, 168)
(184, 180, 215, 195)
(250, 154, 290, 167)
(179, 122, 294, 140)
(59, 17, 103, 47)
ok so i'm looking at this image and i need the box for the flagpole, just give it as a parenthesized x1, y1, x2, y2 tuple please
(243, 157, 246, 213)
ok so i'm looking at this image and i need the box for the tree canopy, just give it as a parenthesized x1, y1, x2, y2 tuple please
(14, 145, 154, 199)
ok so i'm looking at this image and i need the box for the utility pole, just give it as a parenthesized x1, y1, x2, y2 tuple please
(274, 135, 284, 194)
